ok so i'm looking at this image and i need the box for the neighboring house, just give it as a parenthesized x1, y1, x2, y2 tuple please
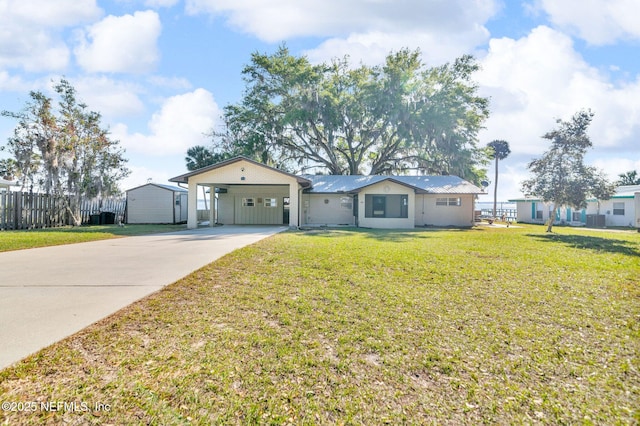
(169, 156, 484, 229)
(510, 184, 640, 228)
(125, 183, 188, 224)
(509, 198, 587, 226)
(587, 185, 640, 228)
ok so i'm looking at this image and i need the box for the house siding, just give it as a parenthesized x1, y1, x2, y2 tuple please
(635, 193, 640, 229)
(218, 185, 289, 225)
(415, 194, 475, 227)
(586, 198, 636, 227)
(301, 194, 355, 226)
(357, 181, 414, 229)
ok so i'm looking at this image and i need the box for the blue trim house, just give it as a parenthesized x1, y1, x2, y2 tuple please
(510, 185, 640, 228)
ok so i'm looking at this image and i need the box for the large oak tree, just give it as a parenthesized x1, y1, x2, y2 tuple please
(212, 46, 490, 182)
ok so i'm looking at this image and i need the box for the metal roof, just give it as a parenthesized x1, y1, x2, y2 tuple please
(301, 174, 483, 194)
(512, 185, 640, 202)
(126, 183, 187, 193)
(613, 185, 640, 198)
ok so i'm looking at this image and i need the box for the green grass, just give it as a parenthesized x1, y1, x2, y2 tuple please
(0, 224, 638, 424)
(0, 224, 188, 252)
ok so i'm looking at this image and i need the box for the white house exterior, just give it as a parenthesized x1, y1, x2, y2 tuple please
(635, 191, 640, 230)
(509, 198, 588, 226)
(586, 185, 640, 228)
(126, 183, 188, 224)
(510, 184, 640, 228)
(170, 156, 484, 229)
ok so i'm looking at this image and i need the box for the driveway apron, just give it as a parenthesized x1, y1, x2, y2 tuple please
(0, 225, 286, 370)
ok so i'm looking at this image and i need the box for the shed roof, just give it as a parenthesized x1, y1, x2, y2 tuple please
(126, 183, 187, 193)
(301, 174, 483, 194)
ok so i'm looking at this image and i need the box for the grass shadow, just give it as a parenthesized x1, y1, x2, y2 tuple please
(7, 224, 188, 237)
(527, 233, 640, 257)
(296, 226, 469, 242)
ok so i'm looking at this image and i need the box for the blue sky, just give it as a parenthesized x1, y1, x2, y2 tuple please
(1, 0, 639, 200)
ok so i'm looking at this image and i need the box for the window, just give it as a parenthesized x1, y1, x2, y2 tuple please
(372, 195, 386, 217)
(613, 202, 625, 215)
(365, 194, 408, 218)
(436, 197, 461, 206)
(264, 198, 277, 207)
(536, 210, 543, 219)
(340, 197, 353, 210)
(572, 211, 582, 221)
(242, 198, 255, 207)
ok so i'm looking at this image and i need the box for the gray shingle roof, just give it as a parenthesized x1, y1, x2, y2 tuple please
(300, 174, 483, 194)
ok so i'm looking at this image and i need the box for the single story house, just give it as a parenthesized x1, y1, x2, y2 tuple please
(125, 183, 188, 224)
(509, 184, 640, 228)
(169, 156, 484, 229)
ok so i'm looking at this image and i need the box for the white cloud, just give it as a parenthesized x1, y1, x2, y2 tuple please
(144, 0, 180, 7)
(73, 76, 146, 121)
(305, 27, 489, 67)
(74, 10, 162, 74)
(477, 26, 640, 153)
(114, 88, 221, 157)
(0, 71, 32, 92)
(0, 0, 101, 71)
(185, 0, 499, 43)
(119, 164, 174, 192)
(536, 0, 640, 44)
(476, 25, 640, 199)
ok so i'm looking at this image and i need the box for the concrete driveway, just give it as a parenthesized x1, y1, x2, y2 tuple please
(0, 225, 286, 370)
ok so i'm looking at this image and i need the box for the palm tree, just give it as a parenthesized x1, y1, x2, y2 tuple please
(487, 140, 511, 219)
(185, 145, 217, 210)
(185, 145, 216, 171)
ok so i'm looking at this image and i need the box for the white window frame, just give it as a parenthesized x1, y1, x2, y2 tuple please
(340, 197, 353, 210)
(242, 198, 255, 207)
(437, 197, 461, 206)
(264, 198, 277, 208)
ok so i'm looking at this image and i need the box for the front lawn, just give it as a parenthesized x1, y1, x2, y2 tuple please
(0, 225, 638, 424)
(0, 224, 188, 252)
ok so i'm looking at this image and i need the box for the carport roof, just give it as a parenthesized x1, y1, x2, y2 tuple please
(169, 156, 312, 186)
(302, 174, 484, 194)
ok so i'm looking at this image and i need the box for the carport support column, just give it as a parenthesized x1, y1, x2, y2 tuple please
(187, 180, 198, 229)
(209, 185, 215, 226)
(289, 183, 299, 228)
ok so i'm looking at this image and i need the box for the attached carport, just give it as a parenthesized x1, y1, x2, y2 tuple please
(170, 156, 311, 228)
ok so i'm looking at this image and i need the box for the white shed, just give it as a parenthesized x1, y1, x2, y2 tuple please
(126, 183, 188, 224)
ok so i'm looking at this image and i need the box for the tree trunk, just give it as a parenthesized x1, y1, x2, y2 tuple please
(493, 157, 498, 218)
(546, 204, 558, 232)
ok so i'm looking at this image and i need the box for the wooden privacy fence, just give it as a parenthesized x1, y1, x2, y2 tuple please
(0, 191, 126, 230)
